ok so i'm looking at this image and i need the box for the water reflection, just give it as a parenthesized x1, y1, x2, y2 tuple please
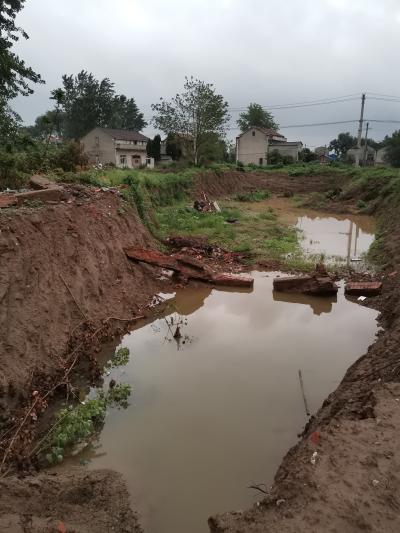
(296, 215, 374, 264)
(273, 289, 337, 315)
(64, 272, 378, 533)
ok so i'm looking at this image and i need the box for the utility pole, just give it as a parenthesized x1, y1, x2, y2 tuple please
(363, 122, 369, 166)
(355, 93, 366, 166)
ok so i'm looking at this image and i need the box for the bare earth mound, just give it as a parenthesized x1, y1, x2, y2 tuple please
(0, 469, 141, 532)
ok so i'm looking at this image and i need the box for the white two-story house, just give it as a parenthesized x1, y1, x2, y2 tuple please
(236, 127, 302, 165)
(81, 127, 153, 168)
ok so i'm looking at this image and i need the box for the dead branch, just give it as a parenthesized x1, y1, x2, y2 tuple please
(59, 273, 87, 320)
(248, 483, 269, 495)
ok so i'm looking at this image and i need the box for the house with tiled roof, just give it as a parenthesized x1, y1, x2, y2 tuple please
(81, 127, 154, 168)
(236, 127, 302, 165)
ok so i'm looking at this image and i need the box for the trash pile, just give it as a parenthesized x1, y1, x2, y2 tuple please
(166, 235, 248, 265)
(193, 192, 221, 213)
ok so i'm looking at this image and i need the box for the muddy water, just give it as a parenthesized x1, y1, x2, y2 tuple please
(261, 197, 375, 264)
(72, 274, 378, 533)
(296, 214, 374, 263)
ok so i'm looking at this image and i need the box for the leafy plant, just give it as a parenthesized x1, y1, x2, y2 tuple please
(109, 347, 130, 367)
(44, 384, 131, 464)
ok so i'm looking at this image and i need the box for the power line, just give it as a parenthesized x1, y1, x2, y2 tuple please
(226, 119, 359, 130)
(367, 92, 400, 100)
(229, 96, 360, 112)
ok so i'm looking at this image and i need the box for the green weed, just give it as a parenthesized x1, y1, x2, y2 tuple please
(234, 190, 270, 202)
(44, 383, 131, 464)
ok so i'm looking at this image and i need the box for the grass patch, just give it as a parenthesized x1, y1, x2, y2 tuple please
(234, 190, 270, 202)
(156, 200, 303, 264)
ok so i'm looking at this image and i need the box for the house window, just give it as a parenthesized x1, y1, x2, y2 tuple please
(259, 158, 263, 166)
(119, 154, 126, 166)
(252, 131, 256, 136)
(134, 140, 137, 145)
(146, 158, 151, 165)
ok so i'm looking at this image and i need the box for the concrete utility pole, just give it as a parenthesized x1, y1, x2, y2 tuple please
(363, 122, 370, 166)
(355, 93, 366, 166)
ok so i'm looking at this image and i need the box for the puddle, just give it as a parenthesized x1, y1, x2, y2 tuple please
(296, 214, 374, 265)
(243, 197, 375, 266)
(67, 273, 379, 533)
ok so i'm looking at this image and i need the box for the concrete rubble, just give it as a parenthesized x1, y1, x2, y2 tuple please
(124, 247, 254, 288)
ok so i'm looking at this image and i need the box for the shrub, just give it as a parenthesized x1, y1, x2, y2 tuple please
(235, 189, 270, 202)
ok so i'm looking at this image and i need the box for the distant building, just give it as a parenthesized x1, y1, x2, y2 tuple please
(375, 147, 388, 166)
(314, 146, 335, 164)
(236, 127, 302, 165)
(160, 139, 174, 164)
(81, 127, 154, 168)
(347, 146, 376, 166)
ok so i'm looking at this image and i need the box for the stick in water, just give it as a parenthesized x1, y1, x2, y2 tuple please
(298, 369, 311, 417)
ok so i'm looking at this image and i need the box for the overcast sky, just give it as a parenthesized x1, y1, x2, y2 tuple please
(12, 0, 400, 147)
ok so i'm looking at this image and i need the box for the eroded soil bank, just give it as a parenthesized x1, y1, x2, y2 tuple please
(0, 169, 397, 532)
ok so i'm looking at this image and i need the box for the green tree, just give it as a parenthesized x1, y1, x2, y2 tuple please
(237, 103, 278, 133)
(299, 147, 318, 163)
(197, 132, 227, 164)
(383, 131, 400, 167)
(0, 0, 43, 141)
(151, 76, 230, 165)
(147, 134, 161, 161)
(165, 133, 182, 160)
(329, 132, 357, 159)
(112, 95, 146, 131)
(24, 110, 59, 140)
(54, 71, 146, 139)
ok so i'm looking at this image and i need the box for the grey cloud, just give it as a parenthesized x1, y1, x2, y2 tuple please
(12, 0, 400, 146)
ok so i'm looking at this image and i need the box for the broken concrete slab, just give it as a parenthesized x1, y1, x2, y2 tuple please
(124, 247, 254, 288)
(212, 273, 254, 288)
(15, 188, 67, 206)
(0, 195, 17, 208)
(29, 175, 61, 190)
(273, 275, 338, 296)
(345, 281, 382, 296)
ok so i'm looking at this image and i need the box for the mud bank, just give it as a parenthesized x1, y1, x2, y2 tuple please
(0, 469, 142, 532)
(0, 187, 171, 418)
(192, 170, 350, 199)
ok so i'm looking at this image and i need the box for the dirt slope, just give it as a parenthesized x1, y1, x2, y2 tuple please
(0, 187, 170, 419)
(192, 170, 350, 199)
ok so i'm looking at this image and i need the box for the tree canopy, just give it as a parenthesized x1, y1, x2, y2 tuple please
(383, 130, 400, 167)
(329, 132, 357, 158)
(53, 71, 147, 139)
(0, 0, 43, 141)
(237, 103, 278, 132)
(151, 76, 230, 164)
(147, 134, 161, 162)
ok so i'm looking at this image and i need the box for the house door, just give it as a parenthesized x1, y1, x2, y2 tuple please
(132, 155, 141, 167)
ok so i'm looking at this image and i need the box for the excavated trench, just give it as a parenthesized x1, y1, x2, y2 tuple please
(2, 172, 397, 533)
(59, 210, 378, 533)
